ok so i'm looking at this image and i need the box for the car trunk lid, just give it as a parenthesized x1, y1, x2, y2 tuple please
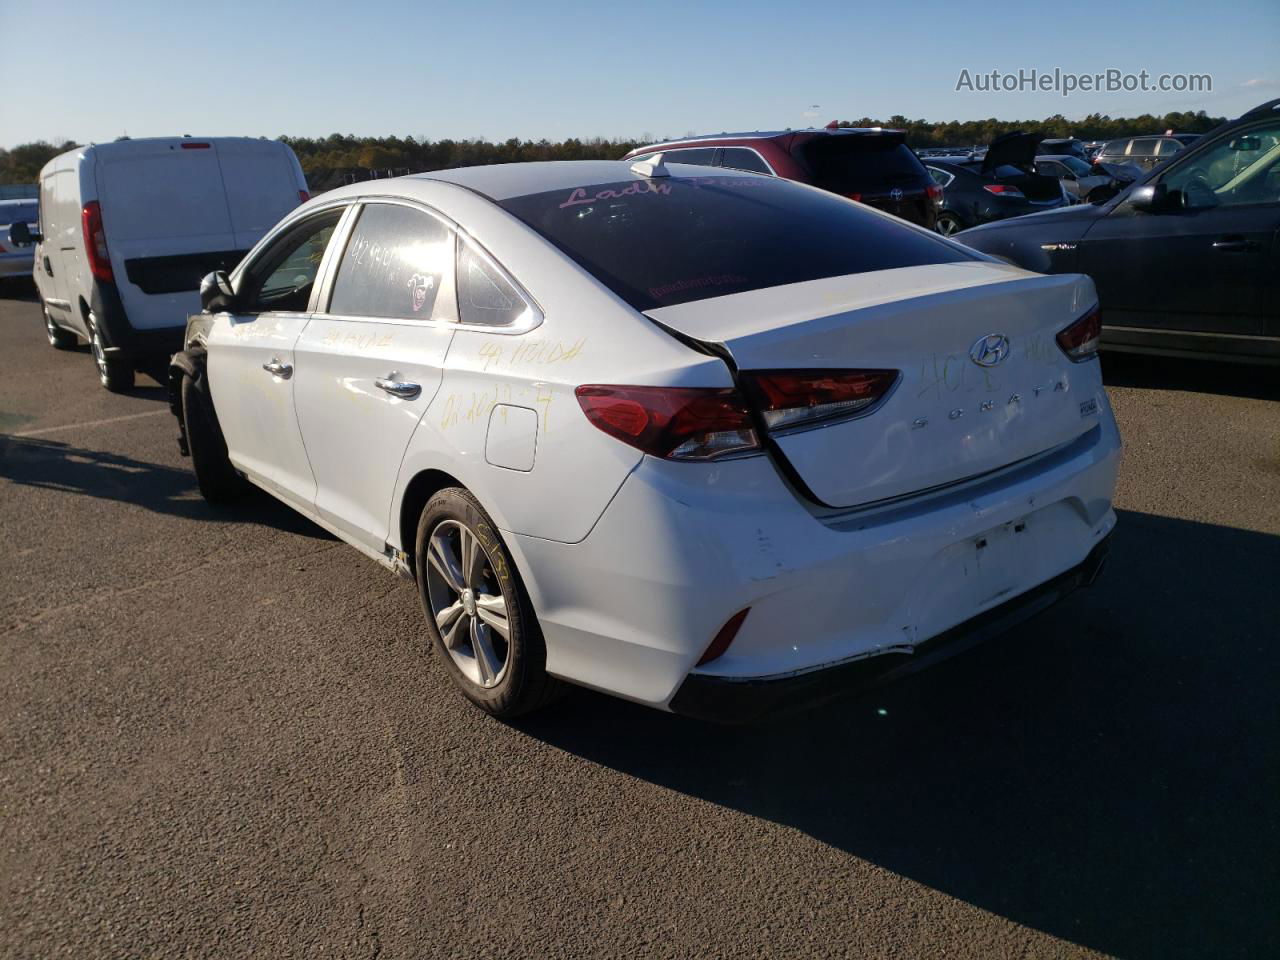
(645, 261, 1101, 509)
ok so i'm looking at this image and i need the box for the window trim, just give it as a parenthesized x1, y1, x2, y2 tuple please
(234, 205, 351, 316)
(926, 166, 955, 188)
(311, 197, 544, 335)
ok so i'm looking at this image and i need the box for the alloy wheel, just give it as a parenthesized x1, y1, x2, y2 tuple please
(937, 216, 960, 237)
(424, 519, 512, 689)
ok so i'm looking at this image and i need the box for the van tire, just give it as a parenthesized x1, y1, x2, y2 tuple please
(86, 310, 134, 392)
(43, 301, 78, 350)
(182, 370, 246, 503)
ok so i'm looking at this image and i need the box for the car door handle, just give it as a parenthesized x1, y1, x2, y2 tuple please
(1212, 237, 1255, 253)
(375, 376, 421, 400)
(262, 359, 293, 379)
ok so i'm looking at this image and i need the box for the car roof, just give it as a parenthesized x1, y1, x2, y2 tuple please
(406, 160, 730, 201)
(628, 127, 905, 154)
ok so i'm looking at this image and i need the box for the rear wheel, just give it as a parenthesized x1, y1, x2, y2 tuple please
(936, 212, 966, 237)
(416, 488, 563, 719)
(43, 301, 78, 350)
(86, 310, 134, 392)
(181, 370, 246, 503)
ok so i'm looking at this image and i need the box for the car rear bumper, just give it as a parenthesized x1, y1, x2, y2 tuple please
(668, 532, 1111, 723)
(507, 398, 1121, 713)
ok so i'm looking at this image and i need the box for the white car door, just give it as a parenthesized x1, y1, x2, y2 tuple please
(291, 201, 457, 554)
(205, 207, 347, 512)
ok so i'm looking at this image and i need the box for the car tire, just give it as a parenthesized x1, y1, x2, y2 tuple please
(936, 212, 966, 237)
(86, 310, 134, 392)
(415, 488, 564, 719)
(182, 369, 246, 503)
(42, 300, 78, 350)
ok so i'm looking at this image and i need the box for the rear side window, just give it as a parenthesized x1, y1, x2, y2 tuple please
(328, 203, 455, 321)
(1129, 138, 1158, 157)
(1156, 139, 1183, 156)
(796, 136, 928, 192)
(498, 174, 971, 311)
(664, 148, 717, 166)
(720, 148, 771, 174)
(1102, 139, 1130, 156)
(457, 239, 535, 327)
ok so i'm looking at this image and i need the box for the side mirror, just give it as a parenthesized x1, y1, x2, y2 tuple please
(200, 270, 237, 313)
(8, 221, 39, 246)
(1128, 183, 1171, 213)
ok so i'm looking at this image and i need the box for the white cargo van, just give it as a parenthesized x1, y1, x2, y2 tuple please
(22, 137, 308, 390)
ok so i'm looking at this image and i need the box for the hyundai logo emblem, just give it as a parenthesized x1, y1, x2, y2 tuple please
(889, 187, 904, 201)
(969, 333, 1010, 367)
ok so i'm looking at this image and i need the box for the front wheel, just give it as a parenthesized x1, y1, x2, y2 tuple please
(86, 310, 134, 392)
(416, 488, 563, 718)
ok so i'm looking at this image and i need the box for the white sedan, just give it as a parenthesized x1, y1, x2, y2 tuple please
(169, 157, 1121, 722)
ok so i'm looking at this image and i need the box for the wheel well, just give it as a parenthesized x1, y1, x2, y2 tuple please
(399, 469, 465, 572)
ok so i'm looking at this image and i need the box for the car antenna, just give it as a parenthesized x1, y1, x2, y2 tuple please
(630, 152, 669, 178)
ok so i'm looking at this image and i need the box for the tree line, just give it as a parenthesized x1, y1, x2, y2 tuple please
(0, 109, 1228, 191)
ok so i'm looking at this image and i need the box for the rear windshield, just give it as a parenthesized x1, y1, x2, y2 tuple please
(498, 173, 970, 311)
(796, 135, 928, 192)
(0, 202, 37, 225)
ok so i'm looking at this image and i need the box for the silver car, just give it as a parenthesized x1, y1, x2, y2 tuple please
(0, 199, 38, 281)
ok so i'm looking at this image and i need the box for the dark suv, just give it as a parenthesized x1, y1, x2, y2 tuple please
(622, 128, 939, 229)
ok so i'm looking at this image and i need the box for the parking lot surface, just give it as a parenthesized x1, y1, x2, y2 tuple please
(2, 285, 1277, 959)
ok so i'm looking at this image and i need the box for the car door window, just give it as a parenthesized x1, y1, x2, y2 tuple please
(664, 148, 717, 165)
(244, 211, 343, 314)
(1129, 138, 1158, 157)
(1161, 121, 1280, 209)
(1156, 139, 1184, 157)
(928, 167, 954, 187)
(456, 238, 537, 328)
(327, 202, 457, 321)
(720, 148, 771, 174)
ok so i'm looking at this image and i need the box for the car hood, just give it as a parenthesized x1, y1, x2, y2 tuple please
(982, 131, 1043, 174)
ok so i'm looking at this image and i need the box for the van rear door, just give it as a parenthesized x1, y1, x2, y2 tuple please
(213, 139, 305, 247)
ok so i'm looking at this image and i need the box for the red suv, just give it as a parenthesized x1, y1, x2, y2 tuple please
(622, 127, 939, 230)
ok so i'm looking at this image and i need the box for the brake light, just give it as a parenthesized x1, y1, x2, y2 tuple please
(983, 184, 1025, 198)
(697, 608, 751, 666)
(926, 183, 943, 202)
(741, 370, 898, 432)
(180, 141, 211, 149)
(845, 192, 863, 202)
(80, 201, 113, 282)
(1056, 306, 1101, 361)
(298, 190, 310, 204)
(575, 385, 760, 461)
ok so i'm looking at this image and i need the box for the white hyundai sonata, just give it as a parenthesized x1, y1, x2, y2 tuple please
(169, 157, 1120, 722)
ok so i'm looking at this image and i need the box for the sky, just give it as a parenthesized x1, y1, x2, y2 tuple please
(2, 0, 1278, 148)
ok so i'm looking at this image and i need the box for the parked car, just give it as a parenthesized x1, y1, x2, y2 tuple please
(925, 132, 1068, 235)
(0, 199, 38, 282)
(956, 100, 1280, 364)
(1037, 138, 1088, 161)
(1033, 155, 1119, 203)
(621, 128, 940, 229)
(1093, 133, 1201, 173)
(14, 137, 308, 390)
(169, 158, 1119, 722)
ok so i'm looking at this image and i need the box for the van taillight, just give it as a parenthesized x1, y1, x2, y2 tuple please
(298, 190, 310, 205)
(180, 142, 211, 149)
(80, 202, 113, 282)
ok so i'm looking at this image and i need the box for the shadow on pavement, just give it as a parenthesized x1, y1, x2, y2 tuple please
(0, 277, 39, 302)
(1102, 350, 1279, 402)
(519, 509, 1280, 959)
(0, 434, 334, 540)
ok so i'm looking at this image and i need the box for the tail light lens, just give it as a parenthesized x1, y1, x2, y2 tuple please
(575, 385, 759, 461)
(983, 184, 1025, 198)
(298, 190, 310, 204)
(1057, 306, 1101, 361)
(845, 192, 863, 202)
(80, 201, 113, 282)
(926, 183, 943, 202)
(741, 370, 898, 432)
(179, 141, 211, 149)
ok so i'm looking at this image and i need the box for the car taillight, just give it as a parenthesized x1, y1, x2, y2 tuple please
(983, 184, 1025, 198)
(845, 192, 863, 202)
(1057, 306, 1101, 361)
(926, 183, 943, 202)
(180, 141, 211, 149)
(740, 370, 899, 432)
(575, 385, 760, 461)
(298, 190, 310, 204)
(80, 201, 113, 282)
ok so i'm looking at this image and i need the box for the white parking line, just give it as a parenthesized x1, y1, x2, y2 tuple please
(12, 409, 169, 438)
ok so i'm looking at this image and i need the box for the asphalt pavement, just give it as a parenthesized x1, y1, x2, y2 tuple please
(1, 282, 1277, 959)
